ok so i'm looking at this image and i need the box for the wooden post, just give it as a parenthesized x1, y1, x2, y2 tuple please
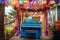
(0, 4, 4, 40)
(14, 7, 21, 36)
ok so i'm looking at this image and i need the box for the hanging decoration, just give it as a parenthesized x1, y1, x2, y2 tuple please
(4, 0, 9, 6)
(30, 0, 34, 5)
(15, 0, 20, 8)
(4, 0, 56, 36)
(40, 4, 45, 9)
(42, 0, 46, 4)
(29, 0, 34, 9)
(55, 0, 59, 4)
(50, 0, 55, 4)
(24, 0, 29, 8)
(20, 0, 24, 5)
(46, 0, 50, 5)
(14, 18, 19, 36)
(38, 0, 42, 5)
(12, 0, 16, 6)
(33, 0, 38, 9)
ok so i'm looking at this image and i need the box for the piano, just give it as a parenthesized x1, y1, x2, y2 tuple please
(20, 18, 42, 39)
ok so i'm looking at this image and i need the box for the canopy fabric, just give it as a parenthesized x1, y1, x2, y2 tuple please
(4, 0, 57, 9)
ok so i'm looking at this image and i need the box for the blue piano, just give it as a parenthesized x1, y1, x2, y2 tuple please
(20, 18, 42, 39)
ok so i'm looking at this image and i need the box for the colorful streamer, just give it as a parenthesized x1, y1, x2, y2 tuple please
(29, 0, 34, 9)
(12, 0, 16, 6)
(38, 0, 42, 5)
(50, 0, 55, 4)
(4, 0, 9, 6)
(24, 0, 29, 8)
(42, 0, 46, 4)
(15, 0, 20, 8)
(9, 0, 12, 5)
(30, 0, 34, 5)
(0, 0, 4, 4)
(46, 0, 50, 5)
(20, 0, 24, 5)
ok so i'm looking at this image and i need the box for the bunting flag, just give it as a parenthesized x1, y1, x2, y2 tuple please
(9, 0, 12, 5)
(4, 0, 9, 6)
(33, 0, 39, 9)
(42, 0, 46, 4)
(12, 0, 16, 6)
(15, 0, 20, 8)
(55, 0, 59, 4)
(38, 0, 42, 5)
(24, 0, 29, 8)
(20, 0, 24, 5)
(29, 0, 34, 9)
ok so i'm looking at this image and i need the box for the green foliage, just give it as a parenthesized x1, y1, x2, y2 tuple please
(6, 26, 14, 35)
(7, 10, 17, 24)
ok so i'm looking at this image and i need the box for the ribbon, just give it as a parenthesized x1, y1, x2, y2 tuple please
(20, 0, 24, 5)
(9, 0, 12, 5)
(12, 0, 16, 6)
(4, 0, 9, 6)
(46, 0, 50, 5)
